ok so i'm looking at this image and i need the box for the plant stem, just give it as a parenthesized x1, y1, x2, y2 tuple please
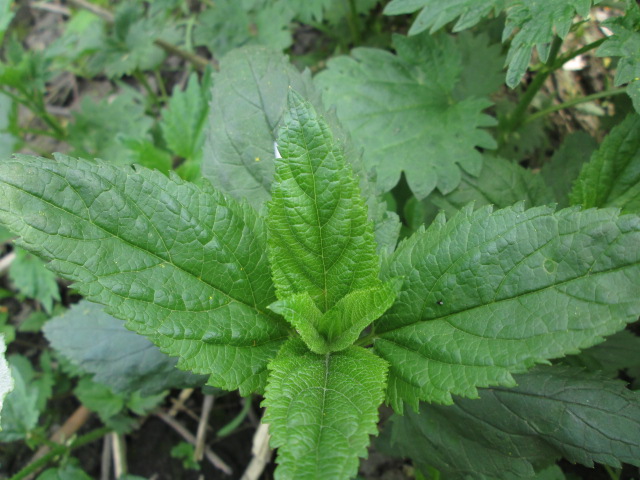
(507, 36, 563, 133)
(133, 70, 160, 108)
(555, 37, 606, 68)
(9, 427, 111, 480)
(347, 0, 362, 45)
(217, 396, 253, 438)
(355, 331, 377, 347)
(604, 465, 621, 480)
(524, 86, 627, 124)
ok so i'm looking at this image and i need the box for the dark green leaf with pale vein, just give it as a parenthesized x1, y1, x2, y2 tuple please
(263, 338, 388, 480)
(374, 203, 640, 411)
(44, 301, 207, 395)
(383, 0, 599, 87)
(570, 114, 640, 213)
(0, 154, 289, 395)
(387, 366, 640, 479)
(201, 47, 318, 209)
(268, 91, 380, 311)
(316, 31, 496, 199)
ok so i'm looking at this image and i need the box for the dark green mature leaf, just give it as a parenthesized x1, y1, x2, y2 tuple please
(387, 366, 640, 479)
(374, 203, 640, 411)
(202, 47, 317, 208)
(194, 0, 294, 58)
(597, 4, 640, 113)
(383, 0, 598, 87)
(9, 247, 60, 313)
(43, 301, 207, 395)
(0, 154, 289, 395)
(570, 114, 640, 213)
(293, 0, 379, 25)
(427, 154, 554, 217)
(566, 329, 640, 377)
(316, 31, 497, 199)
(268, 91, 380, 311)
(541, 131, 597, 207)
(263, 338, 388, 480)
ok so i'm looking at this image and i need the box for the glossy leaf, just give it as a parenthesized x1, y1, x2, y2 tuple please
(375, 203, 640, 411)
(263, 339, 388, 480)
(0, 154, 289, 395)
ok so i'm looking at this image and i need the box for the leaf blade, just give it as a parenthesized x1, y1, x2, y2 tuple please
(263, 339, 388, 480)
(0, 154, 289, 395)
(375, 204, 640, 410)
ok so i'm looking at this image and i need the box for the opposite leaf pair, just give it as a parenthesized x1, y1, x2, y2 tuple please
(1, 92, 639, 480)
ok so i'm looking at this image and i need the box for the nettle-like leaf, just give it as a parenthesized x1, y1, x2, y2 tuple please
(268, 90, 381, 310)
(44, 301, 207, 395)
(0, 154, 289, 395)
(597, 4, 640, 113)
(374, 203, 640, 411)
(202, 46, 401, 256)
(384, 0, 599, 87)
(426, 154, 554, 217)
(9, 247, 60, 313)
(263, 339, 388, 480)
(316, 31, 497, 199)
(202, 47, 317, 208)
(263, 92, 392, 479)
(0, 336, 13, 431)
(386, 366, 640, 479)
(570, 114, 640, 213)
(292, 0, 379, 25)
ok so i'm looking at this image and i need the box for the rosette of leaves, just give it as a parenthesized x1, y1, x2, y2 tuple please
(0, 93, 639, 479)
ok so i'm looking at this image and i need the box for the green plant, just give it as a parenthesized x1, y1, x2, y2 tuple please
(1, 86, 639, 478)
(2, 0, 640, 479)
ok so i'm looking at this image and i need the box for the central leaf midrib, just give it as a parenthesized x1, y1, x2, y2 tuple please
(6, 170, 271, 318)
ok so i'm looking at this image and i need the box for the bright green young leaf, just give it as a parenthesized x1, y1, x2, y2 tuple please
(263, 338, 388, 480)
(426, 154, 554, 218)
(201, 47, 317, 208)
(43, 301, 207, 395)
(597, 5, 640, 113)
(9, 247, 60, 313)
(0, 355, 50, 441)
(541, 131, 598, 207)
(269, 282, 398, 354)
(0, 336, 12, 432)
(0, 154, 289, 395)
(383, 0, 599, 87)
(387, 366, 640, 478)
(316, 31, 497, 199)
(268, 91, 380, 311)
(194, 0, 294, 58)
(374, 203, 640, 411)
(74, 376, 125, 422)
(160, 72, 211, 165)
(569, 114, 640, 213)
